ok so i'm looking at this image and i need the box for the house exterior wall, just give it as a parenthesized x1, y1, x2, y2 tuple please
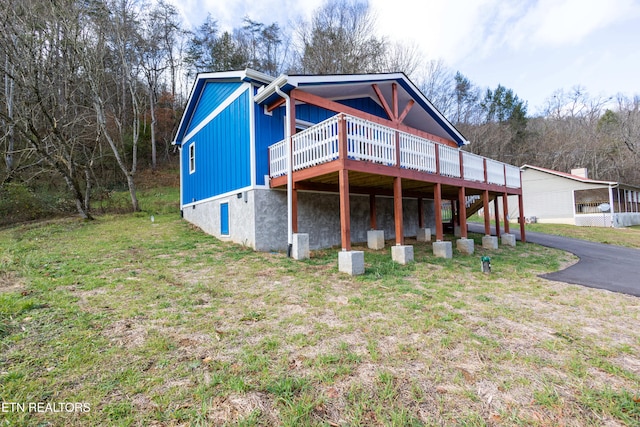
(520, 168, 608, 224)
(184, 188, 436, 251)
(181, 83, 252, 206)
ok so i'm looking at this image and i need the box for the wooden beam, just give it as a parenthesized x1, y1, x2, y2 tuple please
(270, 158, 524, 196)
(397, 100, 415, 124)
(459, 187, 467, 238)
(338, 114, 347, 165)
(418, 197, 424, 229)
(339, 169, 351, 251)
(519, 193, 526, 243)
(370, 194, 377, 229)
(435, 182, 443, 241)
(483, 190, 491, 236)
(394, 177, 404, 245)
(290, 89, 458, 147)
(503, 193, 510, 234)
(372, 84, 395, 121)
(289, 90, 297, 137)
(392, 83, 398, 120)
(266, 97, 285, 112)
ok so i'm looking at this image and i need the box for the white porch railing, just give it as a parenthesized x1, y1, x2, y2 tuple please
(505, 165, 521, 188)
(438, 144, 461, 178)
(346, 115, 396, 165)
(293, 115, 340, 171)
(486, 159, 506, 186)
(399, 131, 436, 173)
(268, 113, 521, 189)
(462, 151, 485, 182)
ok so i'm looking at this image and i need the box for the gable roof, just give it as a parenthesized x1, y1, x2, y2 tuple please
(521, 164, 617, 186)
(173, 69, 274, 145)
(254, 72, 469, 147)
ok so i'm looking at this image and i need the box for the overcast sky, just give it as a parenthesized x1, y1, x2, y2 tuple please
(173, 0, 640, 113)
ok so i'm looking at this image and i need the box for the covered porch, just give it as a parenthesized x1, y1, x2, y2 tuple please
(268, 114, 524, 261)
(258, 77, 525, 272)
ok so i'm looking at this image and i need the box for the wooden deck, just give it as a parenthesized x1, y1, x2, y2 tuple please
(268, 113, 526, 249)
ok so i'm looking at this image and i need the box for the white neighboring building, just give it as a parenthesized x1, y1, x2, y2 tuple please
(512, 165, 640, 227)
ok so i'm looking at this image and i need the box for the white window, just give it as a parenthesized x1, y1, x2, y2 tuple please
(189, 142, 196, 174)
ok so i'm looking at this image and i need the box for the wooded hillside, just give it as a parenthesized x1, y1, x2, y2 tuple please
(1, 0, 638, 224)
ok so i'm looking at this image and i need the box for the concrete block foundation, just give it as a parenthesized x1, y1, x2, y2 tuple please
(433, 241, 453, 259)
(391, 245, 414, 264)
(482, 235, 499, 249)
(456, 238, 475, 255)
(367, 230, 385, 250)
(501, 233, 516, 247)
(338, 251, 365, 275)
(416, 228, 431, 242)
(292, 233, 309, 260)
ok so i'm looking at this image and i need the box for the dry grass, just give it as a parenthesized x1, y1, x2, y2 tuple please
(1, 202, 639, 426)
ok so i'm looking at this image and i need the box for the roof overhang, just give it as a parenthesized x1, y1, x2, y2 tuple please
(172, 69, 274, 145)
(521, 164, 619, 186)
(255, 73, 469, 147)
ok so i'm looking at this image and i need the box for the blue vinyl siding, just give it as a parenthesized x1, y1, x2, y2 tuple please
(185, 82, 243, 136)
(182, 90, 251, 205)
(338, 97, 388, 119)
(254, 101, 286, 186)
(295, 104, 336, 124)
(253, 97, 387, 186)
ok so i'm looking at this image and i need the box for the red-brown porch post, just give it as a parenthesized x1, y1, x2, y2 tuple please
(493, 196, 501, 238)
(370, 194, 377, 230)
(418, 197, 424, 229)
(338, 114, 351, 251)
(435, 183, 443, 241)
(518, 193, 526, 243)
(339, 169, 351, 251)
(483, 190, 491, 236)
(452, 199, 458, 230)
(394, 177, 404, 245)
(503, 192, 510, 234)
(459, 187, 468, 238)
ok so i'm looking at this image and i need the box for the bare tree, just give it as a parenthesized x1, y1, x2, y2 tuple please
(0, 0, 98, 219)
(84, 0, 145, 212)
(379, 41, 423, 77)
(295, 0, 387, 74)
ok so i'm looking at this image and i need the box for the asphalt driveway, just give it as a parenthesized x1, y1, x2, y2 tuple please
(468, 224, 640, 297)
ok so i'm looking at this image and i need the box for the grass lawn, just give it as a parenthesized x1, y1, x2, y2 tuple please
(1, 188, 639, 426)
(524, 222, 640, 249)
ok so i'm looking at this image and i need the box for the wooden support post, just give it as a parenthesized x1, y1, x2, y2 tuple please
(494, 196, 501, 238)
(518, 193, 526, 243)
(392, 83, 398, 119)
(483, 190, 491, 236)
(435, 182, 443, 241)
(369, 194, 377, 230)
(395, 131, 401, 168)
(503, 193, 510, 234)
(339, 169, 351, 251)
(459, 187, 468, 238)
(338, 114, 347, 162)
(418, 197, 424, 229)
(452, 199, 458, 228)
(394, 177, 404, 245)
